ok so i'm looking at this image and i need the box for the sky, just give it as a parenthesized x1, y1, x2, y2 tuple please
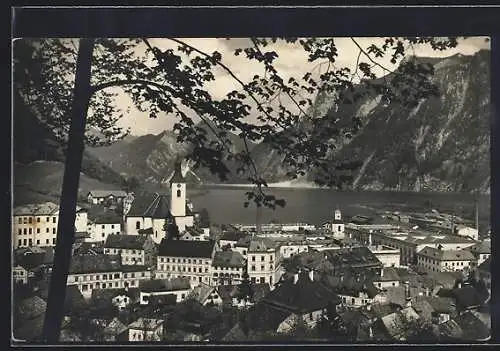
(112, 37, 490, 136)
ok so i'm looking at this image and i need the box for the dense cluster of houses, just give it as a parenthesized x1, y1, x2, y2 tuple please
(12, 162, 491, 343)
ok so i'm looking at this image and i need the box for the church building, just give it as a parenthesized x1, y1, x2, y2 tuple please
(125, 161, 195, 244)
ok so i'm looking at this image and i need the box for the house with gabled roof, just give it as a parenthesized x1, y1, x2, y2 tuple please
(466, 240, 490, 267)
(139, 277, 192, 305)
(128, 318, 164, 342)
(258, 269, 341, 333)
(212, 251, 246, 286)
(87, 190, 129, 205)
(416, 246, 475, 274)
(103, 234, 157, 267)
(439, 311, 491, 342)
(156, 239, 217, 286)
(189, 283, 223, 306)
(103, 317, 129, 341)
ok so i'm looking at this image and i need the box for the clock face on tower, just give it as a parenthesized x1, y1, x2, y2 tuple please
(177, 184, 181, 188)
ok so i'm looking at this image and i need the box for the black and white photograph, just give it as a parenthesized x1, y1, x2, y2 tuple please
(11, 9, 494, 344)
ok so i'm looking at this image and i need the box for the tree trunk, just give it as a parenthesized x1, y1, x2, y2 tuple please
(42, 38, 95, 343)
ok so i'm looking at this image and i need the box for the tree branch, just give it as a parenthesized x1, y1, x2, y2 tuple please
(250, 38, 311, 119)
(350, 37, 396, 76)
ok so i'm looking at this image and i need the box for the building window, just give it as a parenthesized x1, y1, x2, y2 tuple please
(28, 239, 32, 246)
(261, 265, 264, 271)
(53, 228, 56, 234)
(52, 238, 56, 244)
(251, 265, 256, 271)
(29, 228, 32, 234)
(23, 228, 27, 235)
(36, 239, 40, 245)
(82, 284, 88, 291)
(261, 256, 265, 262)
(177, 190, 181, 198)
(29, 217, 32, 224)
(260, 277, 265, 284)
(309, 312, 314, 321)
(53, 217, 56, 223)
(46, 239, 49, 244)
(111, 224, 114, 229)
(37, 217, 40, 223)
(36, 228, 40, 234)
(252, 256, 255, 262)
(18, 239, 21, 246)
(136, 221, 140, 230)
(46, 228, 49, 233)
(199, 268, 202, 273)
(18, 218, 21, 224)
(18, 229, 21, 235)
(46, 217, 50, 222)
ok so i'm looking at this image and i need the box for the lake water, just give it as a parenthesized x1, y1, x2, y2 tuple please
(189, 186, 491, 230)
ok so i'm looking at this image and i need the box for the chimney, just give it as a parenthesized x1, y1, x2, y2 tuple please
(308, 269, 314, 282)
(293, 273, 299, 284)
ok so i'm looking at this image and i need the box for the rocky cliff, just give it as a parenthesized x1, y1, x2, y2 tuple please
(308, 50, 490, 193)
(86, 50, 490, 193)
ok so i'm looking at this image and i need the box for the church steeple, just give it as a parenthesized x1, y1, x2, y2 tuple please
(170, 159, 186, 217)
(170, 160, 185, 186)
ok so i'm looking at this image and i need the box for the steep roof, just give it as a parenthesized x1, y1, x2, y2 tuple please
(418, 246, 475, 261)
(466, 240, 490, 255)
(14, 201, 59, 216)
(381, 307, 420, 340)
(88, 190, 128, 198)
(440, 312, 490, 341)
(248, 238, 277, 252)
(104, 234, 148, 250)
(139, 278, 191, 292)
(128, 318, 164, 330)
(220, 231, 248, 242)
(69, 254, 121, 274)
(127, 193, 173, 219)
(451, 285, 489, 309)
(374, 267, 400, 282)
(170, 161, 185, 184)
(478, 256, 491, 273)
(213, 251, 246, 268)
(322, 273, 379, 298)
(88, 208, 122, 224)
(103, 317, 128, 336)
(262, 271, 341, 314)
(190, 284, 216, 304)
(245, 301, 291, 332)
(217, 283, 270, 304)
(158, 239, 216, 258)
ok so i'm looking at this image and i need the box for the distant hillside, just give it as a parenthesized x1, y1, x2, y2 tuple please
(307, 50, 491, 193)
(13, 91, 127, 204)
(13, 161, 124, 206)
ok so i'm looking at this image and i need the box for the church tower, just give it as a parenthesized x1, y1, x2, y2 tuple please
(170, 160, 186, 217)
(332, 208, 345, 240)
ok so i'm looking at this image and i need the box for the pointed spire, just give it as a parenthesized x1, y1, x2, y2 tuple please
(170, 159, 185, 185)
